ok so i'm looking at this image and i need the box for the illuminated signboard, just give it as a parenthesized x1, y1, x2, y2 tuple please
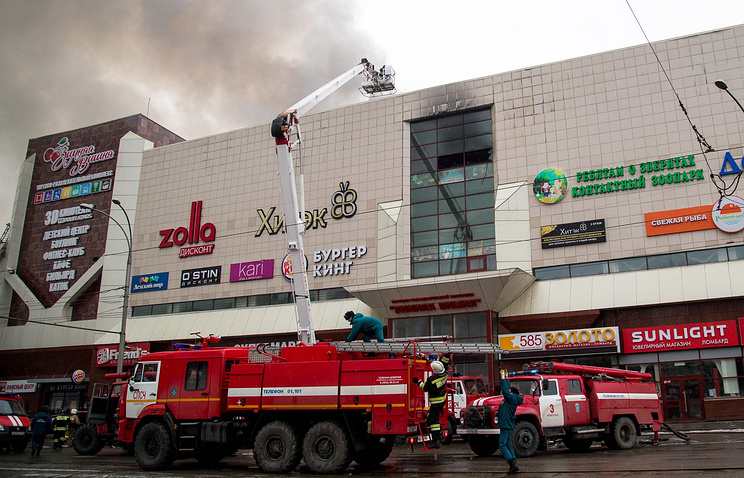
(230, 260, 274, 282)
(540, 219, 606, 249)
(498, 326, 619, 355)
(621, 320, 739, 353)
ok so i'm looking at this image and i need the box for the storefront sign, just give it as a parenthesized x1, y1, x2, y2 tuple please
(181, 266, 221, 288)
(498, 326, 619, 353)
(711, 196, 744, 233)
(389, 293, 482, 314)
(533, 169, 568, 204)
(255, 182, 358, 237)
(159, 200, 217, 258)
(282, 253, 308, 281)
(230, 259, 274, 282)
(131, 272, 169, 293)
(71, 370, 86, 383)
(622, 320, 740, 353)
(572, 155, 705, 200)
(0, 380, 37, 393)
(644, 205, 714, 236)
(312, 245, 366, 277)
(42, 137, 116, 177)
(719, 151, 743, 176)
(96, 343, 150, 367)
(540, 219, 606, 248)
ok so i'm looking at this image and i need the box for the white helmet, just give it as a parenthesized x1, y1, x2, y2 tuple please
(430, 360, 445, 374)
(70, 409, 77, 415)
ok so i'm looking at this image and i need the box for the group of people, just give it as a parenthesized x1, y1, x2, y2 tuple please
(29, 407, 80, 456)
(343, 310, 522, 474)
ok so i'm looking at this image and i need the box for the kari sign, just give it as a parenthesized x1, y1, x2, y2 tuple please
(498, 326, 619, 353)
(622, 320, 740, 353)
(230, 259, 274, 282)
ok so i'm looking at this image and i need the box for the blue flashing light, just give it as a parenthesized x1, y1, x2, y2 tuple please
(172, 343, 202, 350)
(508, 369, 539, 377)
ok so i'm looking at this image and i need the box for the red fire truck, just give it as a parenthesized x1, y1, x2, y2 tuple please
(0, 394, 31, 453)
(458, 361, 663, 457)
(110, 339, 501, 473)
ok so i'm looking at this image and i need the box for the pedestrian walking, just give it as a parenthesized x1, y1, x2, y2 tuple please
(30, 405, 53, 457)
(344, 311, 386, 343)
(499, 369, 524, 474)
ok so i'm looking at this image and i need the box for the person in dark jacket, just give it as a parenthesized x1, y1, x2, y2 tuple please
(498, 369, 524, 474)
(30, 406, 53, 457)
(344, 311, 386, 343)
(412, 354, 452, 449)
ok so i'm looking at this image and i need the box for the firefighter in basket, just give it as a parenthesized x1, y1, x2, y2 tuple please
(412, 353, 452, 449)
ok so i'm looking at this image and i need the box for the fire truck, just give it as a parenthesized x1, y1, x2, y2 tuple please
(73, 378, 128, 455)
(0, 394, 31, 453)
(458, 361, 663, 457)
(110, 339, 502, 473)
(442, 375, 488, 444)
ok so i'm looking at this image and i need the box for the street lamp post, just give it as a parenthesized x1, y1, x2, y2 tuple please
(80, 200, 132, 374)
(715, 79, 744, 115)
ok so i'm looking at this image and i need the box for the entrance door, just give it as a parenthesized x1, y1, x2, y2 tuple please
(662, 376, 704, 420)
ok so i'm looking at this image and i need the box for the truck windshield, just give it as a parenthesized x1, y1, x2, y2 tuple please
(511, 380, 539, 396)
(463, 378, 487, 395)
(0, 399, 26, 416)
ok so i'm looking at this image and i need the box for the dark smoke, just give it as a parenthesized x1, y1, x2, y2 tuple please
(0, 0, 385, 225)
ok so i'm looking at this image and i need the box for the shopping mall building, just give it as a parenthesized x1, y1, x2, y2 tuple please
(1, 24, 743, 422)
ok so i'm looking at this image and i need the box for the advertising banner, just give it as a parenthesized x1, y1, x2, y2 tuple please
(540, 219, 606, 249)
(498, 326, 619, 354)
(622, 320, 739, 353)
(131, 272, 169, 293)
(230, 259, 274, 282)
(96, 343, 150, 367)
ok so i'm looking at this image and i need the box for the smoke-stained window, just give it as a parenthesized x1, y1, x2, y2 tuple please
(410, 110, 495, 278)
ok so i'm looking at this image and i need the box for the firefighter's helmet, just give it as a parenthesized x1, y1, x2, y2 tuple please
(430, 360, 445, 374)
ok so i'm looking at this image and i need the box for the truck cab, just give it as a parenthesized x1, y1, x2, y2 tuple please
(0, 395, 31, 453)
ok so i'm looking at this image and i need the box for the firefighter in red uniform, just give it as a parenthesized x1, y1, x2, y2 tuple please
(412, 353, 452, 449)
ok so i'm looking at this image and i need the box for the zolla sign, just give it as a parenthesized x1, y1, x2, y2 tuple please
(572, 154, 704, 199)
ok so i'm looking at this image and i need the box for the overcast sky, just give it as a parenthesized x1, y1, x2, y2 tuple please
(2, 0, 744, 229)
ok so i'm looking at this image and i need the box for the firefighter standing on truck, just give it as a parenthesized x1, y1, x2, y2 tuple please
(412, 353, 452, 449)
(344, 311, 386, 343)
(499, 369, 524, 475)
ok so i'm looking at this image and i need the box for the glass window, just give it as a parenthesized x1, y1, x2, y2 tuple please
(411, 201, 438, 218)
(438, 114, 463, 127)
(466, 191, 495, 210)
(193, 300, 213, 312)
(463, 109, 491, 123)
(410, 158, 437, 174)
(173, 301, 193, 313)
(454, 312, 487, 340)
(570, 261, 608, 277)
(411, 186, 437, 203)
(542, 380, 558, 396)
(412, 215, 438, 232)
(660, 361, 700, 377)
(270, 293, 292, 304)
(465, 134, 493, 152)
(466, 208, 493, 225)
(438, 181, 465, 199)
(534, 265, 570, 280)
(235, 296, 248, 308)
(439, 212, 461, 229)
(465, 149, 493, 165)
(151, 303, 172, 315)
(392, 316, 429, 339)
(440, 258, 468, 275)
(411, 118, 436, 132)
(143, 363, 158, 382)
(438, 196, 465, 215)
(687, 248, 728, 265)
(317, 288, 349, 301)
(412, 230, 439, 247)
(411, 174, 436, 190)
(465, 178, 494, 195)
(647, 253, 686, 269)
(249, 294, 271, 306)
(131, 305, 151, 317)
(703, 358, 743, 397)
(469, 224, 495, 241)
(184, 362, 208, 391)
(609, 257, 647, 273)
(412, 246, 439, 262)
(412, 261, 439, 278)
(567, 379, 583, 394)
(439, 139, 464, 156)
(214, 298, 235, 310)
(411, 129, 437, 145)
(431, 315, 453, 337)
(439, 125, 464, 142)
(438, 168, 464, 184)
(728, 245, 744, 260)
(411, 143, 437, 160)
(463, 121, 491, 137)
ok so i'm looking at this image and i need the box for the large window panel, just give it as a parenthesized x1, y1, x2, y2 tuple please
(467, 192, 495, 210)
(439, 139, 464, 156)
(392, 316, 429, 338)
(411, 129, 437, 145)
(465, 134, 493, 152)
(411, 118, 436, 132)
(454, 312, 487, 340)
(437, 181, 465, 198)
(412, 261, 439, 278)
(411, 201, 438, 218)
(412, 230, 439, 247)
(469, 224, 495, 241)
(464, 121, 492, 137)
(411, 143, 437, 160)
(412, 215, 438, 232)
(431, 315, 453, 337)
(410, 158, 437, 175)
(439, 125, 464, 142)
(648, 253, 686, 269)
(438, 196, 465, 215)
(466, 207, 494, 226)
(411, 174, 437, 190)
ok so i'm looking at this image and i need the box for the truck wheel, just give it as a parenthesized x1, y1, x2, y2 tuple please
(607, 416, 637, 450)
(353, 435, 394, 467)
(563, 435, 593, 452)
(73, 425, 102, 455)
(134, 422, 175, 470)
(440, 417, 457, 445)
(468, 435, 499, 457)
(512, 421, 539, 458)
(254, 421, 301, 473)
(302, 421, 353, 474)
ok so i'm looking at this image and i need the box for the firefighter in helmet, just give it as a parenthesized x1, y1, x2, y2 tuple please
(412, 353, 452, 449)
(52, 409, 70, 449)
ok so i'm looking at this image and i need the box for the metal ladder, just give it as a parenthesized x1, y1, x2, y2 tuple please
(331, 341, 506, 355)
